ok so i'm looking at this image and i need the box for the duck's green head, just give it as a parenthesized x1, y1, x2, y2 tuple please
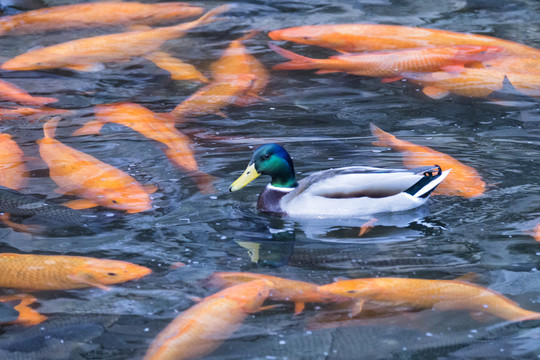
(229, 143, 298, 191)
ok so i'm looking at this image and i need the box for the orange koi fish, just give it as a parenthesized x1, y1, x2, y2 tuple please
(401, 67, 506, 99)
(72, 103, 215, 193)
(0, 2, 203, 36)
(270, 43, 501, 78)
(370, 124, 485, 197)
(143, 279, 270, 360)
(37, 117, 155, 213)
(209, 272, 350, 314)
(268, 24, 540, 56)
(0, 294, 47, 326)
(317, 277, 540, 322)
(534, 222, 540, 242)
(1, 5, 230, 72)
(0, 106, 72, 122)
(0, 133, 29, 190)
(143, 52, 209, 83)
(0, 253, 151, 290)
(0, 79, 57, 106)
(170, 73, 255, 121)
(210, 31, 269, 106)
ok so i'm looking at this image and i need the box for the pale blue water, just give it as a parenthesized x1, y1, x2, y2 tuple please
(0, 0, 539, 359)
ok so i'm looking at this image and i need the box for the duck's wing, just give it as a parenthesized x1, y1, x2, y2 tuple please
(291, 166, 444, 199)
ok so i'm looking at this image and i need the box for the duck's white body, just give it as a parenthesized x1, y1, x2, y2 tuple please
(259, 166, 450, 218)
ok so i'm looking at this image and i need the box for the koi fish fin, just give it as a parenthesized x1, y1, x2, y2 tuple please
(294, 302, 306, 315)
(349, 299, 365, 317)
(316, 69, 342, 74)
(511, 311, 540, 322)
(422, 86, 450, 99)
(187, 295, 203, 303)
(43, 117, 61, 138)
(216, 111, 228, 118)
(358, 218, 378, 236)
(72, 120, 105, 136)
(454, 272, 480, 283)
(170, 262, 186, 269)
(469, 311, 493, 322)
(65, 63, 105, 72)
(269, 43, 319, 70)
(236, 241, 260, 263)
(236, 29, 259, 42)
(369, 123, 400, 148)
(67, 274, 111, 290)
(144, 52, 209, 83)
(381, 76, 404, 83)
(258, 304, 281, 312)
(0, 213, 45, 234)
(63, 199, 100, 210)
(13, 297, 47, 326)
(143, 184, 158, 194)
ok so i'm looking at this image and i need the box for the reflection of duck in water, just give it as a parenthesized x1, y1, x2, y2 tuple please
(229, 143, 450, 218)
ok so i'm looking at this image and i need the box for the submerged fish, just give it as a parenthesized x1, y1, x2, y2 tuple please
(37, 117, 155, 213)
(0, 133, 28, 191)
(534, 222, 540, 242)
(0, 253, 151, 290)
(72, 102, 215, 193)
(1, 5, 230, 72)
(270, 43, 501, 78)
(370, 123, 485, 197)
(0, 79, 57, 106)
(170, 73, 256, 121)
(210, 31, 269, 106)
(401, 67, 506, 99)
(209, 272, 350, 314)
(268, 24, 540, 56)
(0, 294, 47, 326)
(143, 52, 209, 83)
(317, 277, 540, 322)
(0, 2, 204, 36)
(143, 279, 270, 360)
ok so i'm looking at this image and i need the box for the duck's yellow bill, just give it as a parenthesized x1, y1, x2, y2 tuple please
(229, 163, 260, 191)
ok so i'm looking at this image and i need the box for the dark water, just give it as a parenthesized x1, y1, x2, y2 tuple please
(0, 0, 539, 359)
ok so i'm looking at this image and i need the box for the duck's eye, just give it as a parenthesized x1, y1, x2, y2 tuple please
(263, 153, 271, 160)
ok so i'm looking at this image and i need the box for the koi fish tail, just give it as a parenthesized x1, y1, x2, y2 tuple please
(404, 166, 451, 199)
(190, 4, 231, 27)
(72, 120, 105, 136)
(508, 310, 540, 322)
(370, 123, 412, 151)
(164, 147, 199, 172)
(269, 43, 320, 70)
(43, 117, 62, 139)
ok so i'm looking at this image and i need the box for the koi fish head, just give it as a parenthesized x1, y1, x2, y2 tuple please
(100, 188, 154, 214)
(73, 258, 152, 288)
(268, 25, 352, 50)
(2, 51, 63, 71)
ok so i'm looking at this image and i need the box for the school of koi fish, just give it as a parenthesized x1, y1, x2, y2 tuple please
(0, 0, 539, 359)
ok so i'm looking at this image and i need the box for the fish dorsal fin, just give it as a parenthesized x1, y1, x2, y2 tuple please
(43, 117, 62, 138)
(454, 272, 480, 283)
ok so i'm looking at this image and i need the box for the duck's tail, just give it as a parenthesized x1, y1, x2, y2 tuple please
(404, 165, 451, 198)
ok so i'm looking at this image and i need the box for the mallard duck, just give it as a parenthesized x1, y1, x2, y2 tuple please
(229, 143, 450, 218)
